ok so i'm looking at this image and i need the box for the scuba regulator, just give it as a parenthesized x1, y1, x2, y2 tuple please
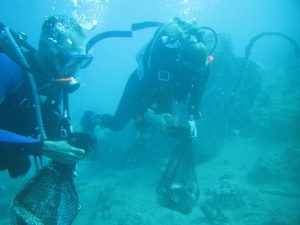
(53, 77, 80, 93)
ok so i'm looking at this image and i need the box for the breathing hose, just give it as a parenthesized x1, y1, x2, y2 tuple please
(4, 27, 47, 140)
(201, 26, 218, 55)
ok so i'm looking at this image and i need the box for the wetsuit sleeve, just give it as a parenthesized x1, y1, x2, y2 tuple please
(0, 54, 41, 155)
(0, 53, 24, 103)
(0, 129, 43, 156)
(100, 71, 145, 131)
(188, 65, 210, 119)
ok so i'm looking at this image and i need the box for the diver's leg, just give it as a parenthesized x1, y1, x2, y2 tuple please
(101, 72, 141, 131)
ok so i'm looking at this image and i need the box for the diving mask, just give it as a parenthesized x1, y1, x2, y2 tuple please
(58, 52, 93, 70)
(54, 53, 92, 93)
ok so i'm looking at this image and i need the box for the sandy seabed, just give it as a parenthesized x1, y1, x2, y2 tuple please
(1, 133, 299, 225)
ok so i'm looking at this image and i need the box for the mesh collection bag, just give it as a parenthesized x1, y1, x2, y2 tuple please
(11, 163, 80, 225)
(156, 135, 199, 215)
(10, 132, 94, 225)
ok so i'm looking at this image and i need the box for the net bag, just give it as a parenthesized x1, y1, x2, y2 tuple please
(156, 136, 199, 215)
(11, 163, 80, 225)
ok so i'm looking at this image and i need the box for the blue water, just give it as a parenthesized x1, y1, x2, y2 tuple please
(0, 0, 299, 224)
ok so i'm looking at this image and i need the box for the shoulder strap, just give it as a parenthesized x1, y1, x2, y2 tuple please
(145, 21, 177, 69)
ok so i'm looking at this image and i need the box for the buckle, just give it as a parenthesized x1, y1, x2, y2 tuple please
(157, 71, 171, 81)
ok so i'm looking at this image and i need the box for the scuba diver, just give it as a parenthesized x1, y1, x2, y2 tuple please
(0, 15, 93, 177)
(0, 15, 93, 224)
(81, 17, 212, 214)
(81, 17, 210, 139)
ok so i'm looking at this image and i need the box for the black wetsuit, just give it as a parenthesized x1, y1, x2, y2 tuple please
(101, 39, 210, 132)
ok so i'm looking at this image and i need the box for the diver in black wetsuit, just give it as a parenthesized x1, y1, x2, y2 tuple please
(81, 17, 211, 139)
(0, 15, 93, 178)
(81, 17, 211, 215)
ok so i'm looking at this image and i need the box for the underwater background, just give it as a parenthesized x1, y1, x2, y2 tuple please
(0, 0, 300, 224)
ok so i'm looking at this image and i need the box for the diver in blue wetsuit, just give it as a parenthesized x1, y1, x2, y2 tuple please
(0, 15, 93, 178)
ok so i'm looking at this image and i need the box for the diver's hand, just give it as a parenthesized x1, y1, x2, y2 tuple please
(188, 120, 198, 139)
(144, 109, 180, 132)
(80, 110, 101, 133)
(41, 140, 85, 165)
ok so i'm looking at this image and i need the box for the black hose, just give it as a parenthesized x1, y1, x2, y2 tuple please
(131, 21, 163, 31)
(201, 26, 218, 55)
(86, 30, 133, 53)
(234, 32, 300, 93)
(245, 32, 300, 60)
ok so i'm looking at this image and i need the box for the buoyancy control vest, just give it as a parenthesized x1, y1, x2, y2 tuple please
(0, 22, 73, 140)
(135, 19, 210, 115)
(0, 23, 72, 177)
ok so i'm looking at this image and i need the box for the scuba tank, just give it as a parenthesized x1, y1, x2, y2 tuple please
(131, 17, 217, 83)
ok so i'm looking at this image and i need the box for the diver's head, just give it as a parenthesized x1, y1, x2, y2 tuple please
(180, 41, 207, 73)
(37, 15, 93, 79)
(161, 22, 186, 41)
(173, 17, 204, 43)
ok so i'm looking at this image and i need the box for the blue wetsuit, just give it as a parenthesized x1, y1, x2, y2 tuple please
(0, 53, 57, 178)
(0, 53, 41, 150)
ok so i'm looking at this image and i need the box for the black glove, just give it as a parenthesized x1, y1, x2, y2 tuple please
(67, 132, 95, 158)
(80, 111, 101, 133)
